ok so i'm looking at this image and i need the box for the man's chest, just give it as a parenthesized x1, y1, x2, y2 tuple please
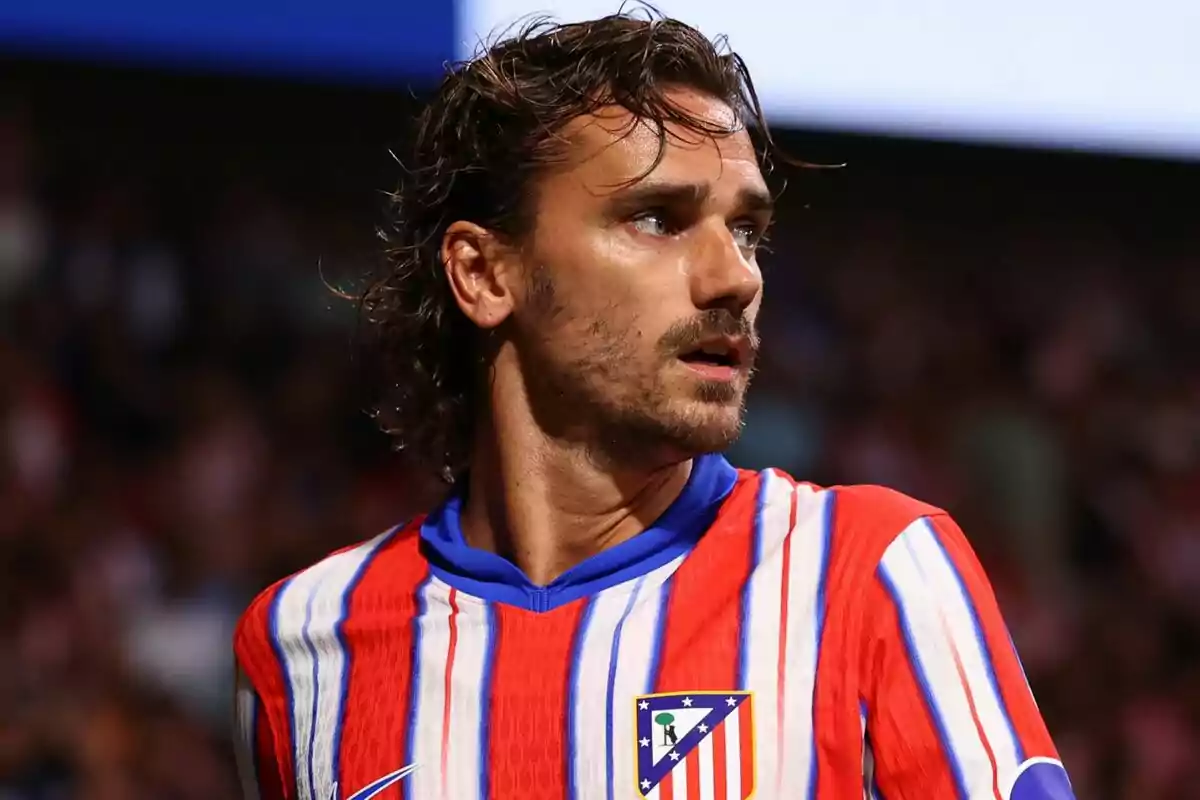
(268, 476, 867, 799)
(281, 551, 862, 800)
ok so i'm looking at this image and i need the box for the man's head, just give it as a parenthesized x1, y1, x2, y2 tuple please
(361, 11, 780, 481)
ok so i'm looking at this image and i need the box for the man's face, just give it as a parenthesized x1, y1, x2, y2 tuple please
(510, 88, 772, 461)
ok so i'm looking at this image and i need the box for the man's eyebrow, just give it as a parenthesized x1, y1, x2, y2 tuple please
(602, 179, 774, 217)
(602, 180, 710, 216)
(733, 185, 775, 216)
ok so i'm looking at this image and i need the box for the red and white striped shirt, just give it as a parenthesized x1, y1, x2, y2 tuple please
(233, 454, 1074, 800)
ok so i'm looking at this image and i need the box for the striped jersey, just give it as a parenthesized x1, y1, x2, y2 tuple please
(232, 454, 1075, 800)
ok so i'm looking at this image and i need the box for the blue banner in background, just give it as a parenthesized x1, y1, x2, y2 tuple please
(0, 0, 457, 83)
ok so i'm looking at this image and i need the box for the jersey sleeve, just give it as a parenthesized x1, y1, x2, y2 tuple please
(233, 585, 296, 800)
(860, 513, 1075, 800)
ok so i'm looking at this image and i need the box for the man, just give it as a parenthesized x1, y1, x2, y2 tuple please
(233, 12, 1075, 800)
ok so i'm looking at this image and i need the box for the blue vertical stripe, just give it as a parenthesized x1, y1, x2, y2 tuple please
(737, 471, 771, 689)
(605, 578, 645, 800)
(807, 489, 836, 799)
(1006, 627, 1036, 699)
(565, 597, 598, 800)
(878, 563, 969, 800)
(477, 602, 498, 800)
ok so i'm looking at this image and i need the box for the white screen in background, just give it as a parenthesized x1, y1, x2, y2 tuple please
(460, 0, 1200, 159)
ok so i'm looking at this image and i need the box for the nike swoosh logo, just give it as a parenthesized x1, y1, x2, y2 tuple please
(336, 764, 419, 800)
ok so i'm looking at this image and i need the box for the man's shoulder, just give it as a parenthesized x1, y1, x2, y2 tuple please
(827, 481, 947, 534)
(233, 522, 424, 680)
(765, 468, 949, 564)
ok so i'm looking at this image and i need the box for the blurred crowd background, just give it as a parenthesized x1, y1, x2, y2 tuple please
(3, 45, 1200, 800)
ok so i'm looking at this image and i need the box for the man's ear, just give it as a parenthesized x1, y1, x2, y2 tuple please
(441, 221, 518, 329)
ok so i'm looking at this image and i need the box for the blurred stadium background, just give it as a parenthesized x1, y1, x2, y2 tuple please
(2, 2, 1198, 798)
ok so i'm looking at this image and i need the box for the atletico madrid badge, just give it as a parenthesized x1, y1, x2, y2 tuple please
(634, 691, 755, 799)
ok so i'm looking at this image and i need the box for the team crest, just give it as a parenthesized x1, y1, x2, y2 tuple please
(634, 691, 755, 799)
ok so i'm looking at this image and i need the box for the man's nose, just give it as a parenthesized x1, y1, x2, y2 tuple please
(689, 221, 763, 317)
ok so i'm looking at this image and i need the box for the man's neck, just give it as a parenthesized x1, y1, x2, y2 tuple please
(458, 423, 693, 587)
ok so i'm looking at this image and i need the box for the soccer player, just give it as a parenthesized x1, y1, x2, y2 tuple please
(233, 12, 1075, 800)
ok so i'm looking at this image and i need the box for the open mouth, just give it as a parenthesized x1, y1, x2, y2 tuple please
(677, 338, 746, 371)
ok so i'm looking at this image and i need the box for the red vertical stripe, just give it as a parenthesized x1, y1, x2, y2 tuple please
(654, 472, 758, 692)
(486, 600, 587, 800)
(331, 527, 428, 800)
(711, 721, 728, 800)
(440, 588, 461, 800)
(685, 748, 701, 800)
(774, 482, 798, 794)
(738, 701, 754, 798)
(658, 770, 674, 800)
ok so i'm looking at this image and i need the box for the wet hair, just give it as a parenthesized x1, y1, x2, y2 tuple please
(357, 7, 784, 483)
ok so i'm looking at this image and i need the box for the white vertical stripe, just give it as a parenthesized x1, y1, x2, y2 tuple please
(275, 574, 320, 800)
(273, 533, 389, 800)
(905, 518, 1022, 776)
(673, 752, 689, 798)
(611, 554, 687, 799)
(570, 582, 640, 800)
(722, 710, 742, 800)
(444, 594, 492, 800)
(738, 470, 793, 791)
(880, 520, 996, 798)
(697, 732, 717, 800)
(778, 486, 832, 797)
(233, 668, 261, 800)
(407, 578, 453, 800)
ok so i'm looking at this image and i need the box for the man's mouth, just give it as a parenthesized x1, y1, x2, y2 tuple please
(677, 336, 750, 379)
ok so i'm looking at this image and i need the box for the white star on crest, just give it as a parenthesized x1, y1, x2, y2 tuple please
(640, 738, 650, 748)
(726, 697, 738, 706)
(669, 751, 681, 761)
(641, 779, 651, 790)
(639, 700, 649, 711)
(681, 697, 693, 707)
(698, 723, 709, 733)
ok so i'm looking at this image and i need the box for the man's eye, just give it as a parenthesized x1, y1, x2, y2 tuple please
(732, 223, 761, 249)
(630, 212, 670, 236)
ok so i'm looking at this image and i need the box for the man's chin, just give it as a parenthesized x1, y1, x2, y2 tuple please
(593, 391, 746, 461)
(656, 406, 746, 457)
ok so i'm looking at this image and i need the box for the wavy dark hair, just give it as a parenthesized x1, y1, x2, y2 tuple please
(357, 8, 788, 483)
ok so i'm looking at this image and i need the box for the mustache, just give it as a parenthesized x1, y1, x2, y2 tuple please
(659, 310, 759, 356)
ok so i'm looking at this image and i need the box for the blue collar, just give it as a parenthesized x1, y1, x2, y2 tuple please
(419, 453, 739, 612)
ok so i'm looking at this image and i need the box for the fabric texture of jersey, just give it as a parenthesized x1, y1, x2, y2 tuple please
(233, 454, 1074, 800)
